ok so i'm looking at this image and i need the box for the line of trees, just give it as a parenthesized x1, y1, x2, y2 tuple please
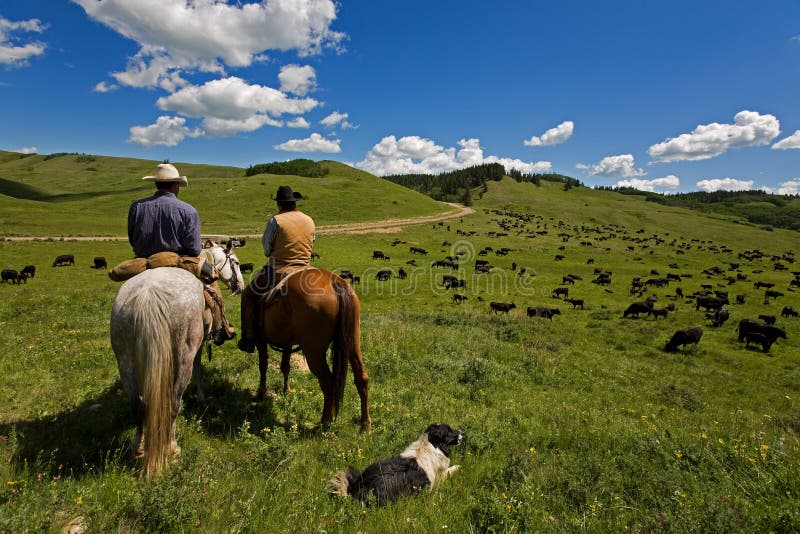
(245, 159, 329, 178)
(383, 164, 583, 202)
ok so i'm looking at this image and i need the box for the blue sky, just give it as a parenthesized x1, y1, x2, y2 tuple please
(2, 0, 800, 194)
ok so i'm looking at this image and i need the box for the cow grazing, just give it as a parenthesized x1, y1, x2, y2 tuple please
(695, 296, 724, 312)
(2, 269, 20, 284)
(527, 306, 560, 319)
(372, 250, 389, 260)
(92, 256, 108, 269)
(757, 314, 776, 326)
(754, 281, 775, 289)
(489, 302, 516, 314)
(21, 265, 35, 279)
(552, 287, 569, 299)
(665, 326, 703, 352)
(735, 294, 745, 305)
(649, 307, 670, 319)
(782, 306, 798, 318)
(376, 270, 392, 281)
(409, 246, 428, 255)
(709, 308, 730, 327)
(565, 298, 584, 309)
(52, 254, 74, 267)
(397, 268, 407, 280)
(743, 331, 774, 352)
(340, 270, 355, 283)
(239, 262, 254, 273)
(623, 301, 653, 318)
(765, 290, 784, 300)
(452, 294, 468, 304)
(562, 275, 575, 285)
(736, 319, 787, 345)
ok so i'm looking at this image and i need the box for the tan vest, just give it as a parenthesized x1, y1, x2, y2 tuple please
(270, 210, 315, 271)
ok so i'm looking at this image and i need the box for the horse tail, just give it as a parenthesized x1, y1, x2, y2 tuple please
(131, 286, 175, 478)
(331, 277, 358, 418)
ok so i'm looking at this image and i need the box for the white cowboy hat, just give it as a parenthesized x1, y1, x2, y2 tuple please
(142, 163, 188, 186)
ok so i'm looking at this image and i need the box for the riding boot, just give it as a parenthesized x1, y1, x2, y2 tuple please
(205, 282, 236, 346)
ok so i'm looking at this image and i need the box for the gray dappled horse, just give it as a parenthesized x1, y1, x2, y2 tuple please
(110, 242, 242, 478)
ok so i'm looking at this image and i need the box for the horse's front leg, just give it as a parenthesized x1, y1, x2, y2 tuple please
(256, 343, 269, 400)
(281, 348, 292, 394)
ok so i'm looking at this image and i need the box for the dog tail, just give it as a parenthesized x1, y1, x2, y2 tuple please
(328, 468, 360, 497)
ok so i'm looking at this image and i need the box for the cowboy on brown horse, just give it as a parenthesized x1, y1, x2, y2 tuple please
(126, 163, 235, 345)
(238, 185, 315, 353)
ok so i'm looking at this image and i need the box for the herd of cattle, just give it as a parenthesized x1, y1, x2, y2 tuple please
(338, 208, 798, 355)
(1, 254, 108, 285)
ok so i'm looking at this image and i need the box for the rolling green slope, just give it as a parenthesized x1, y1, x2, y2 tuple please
(0, 152, 446, 236)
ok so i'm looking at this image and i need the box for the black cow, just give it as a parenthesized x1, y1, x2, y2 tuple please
(2, 269, 20, 284)
(452, 294, 468, 304)
(240, 262, 255, 273)
(397, 268, 407, 280)
(665, 326, 703, 352)
(757, 314, 776, 326)
(376, 270, 392, 281)
(409, 246, 428, 255)
(735, 294, 745, 305)
(552, 287, 569, 299)
(710, 308, 730, 327)
(52, 254, 74, 267)
(649, 307, 670, 319)
(489, 302, 516, 314)
(527, 306, 561, 319)
(765, 290, 784, 300)
(92, 256, 108, 269)
(565, 298, 584, 309)
(743, 331, 774, 352)
(782, 306, 798, 318)
(562, 275, 575, 285)
(736, 319, 787, 345)
(754, 281, 775, 289)
(372, 250, 389, 260)
(340, 270, 355, 283)
(21, 265, 35, 278)
(695, 296, 724, 312)
(623, 301, 653, 318)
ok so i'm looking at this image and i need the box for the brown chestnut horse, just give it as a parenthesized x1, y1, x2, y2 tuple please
(252, 268, 370, 430)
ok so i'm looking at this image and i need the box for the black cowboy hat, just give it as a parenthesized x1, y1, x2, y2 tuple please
(272, 185, 303, 202)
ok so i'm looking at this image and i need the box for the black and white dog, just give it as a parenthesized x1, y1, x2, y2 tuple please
(329, 423, 464, 505)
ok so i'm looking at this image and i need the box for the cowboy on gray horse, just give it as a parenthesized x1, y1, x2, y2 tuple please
(238, 185, 315, 353)
(127, 163, 235, 345)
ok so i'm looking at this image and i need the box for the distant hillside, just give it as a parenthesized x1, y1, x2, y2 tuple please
(596, 187, 800, 232)
(0, 151, 446, 236)
(381, 163, 582, 203)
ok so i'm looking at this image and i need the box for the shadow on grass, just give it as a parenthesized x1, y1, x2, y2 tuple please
(0, 366, 277, 478)
(0, 177, 143, 203)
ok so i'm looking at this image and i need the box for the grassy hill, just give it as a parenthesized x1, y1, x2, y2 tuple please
(1, 172, 799, 531)
(0, 151, 447, 236)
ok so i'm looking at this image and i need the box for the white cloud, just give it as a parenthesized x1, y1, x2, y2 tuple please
(0, 16, 47, 67)
(614, 175, 680, 192)
(156, 77, 317, 136)
(274, 132, 341, 153)
(279, 64, 317, 96)
(320, 111, 355, 129)
(93, 81, 119, 93)
(777, 179, 800, 196)
(14, 146, 37, 154)
(648, 110, 781, 162)
(585, 154, 645, 178)
(695, 178, 754, 192)
(357, 136, 550, 176)
(287, 117, 310, 128)
(74, 0, 343, 89)
(523, 120, 574, 146)
(772, 130, 800, 150)
(128, 115, 202, 147)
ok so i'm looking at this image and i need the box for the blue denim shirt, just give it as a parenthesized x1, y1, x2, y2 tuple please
(128, 191, 202, 258)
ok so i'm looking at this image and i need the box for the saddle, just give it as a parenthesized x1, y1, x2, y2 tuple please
(260, 266, 313, 308)
(108, 251, 218, 283)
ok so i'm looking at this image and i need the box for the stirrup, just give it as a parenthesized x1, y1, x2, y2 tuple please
(213, 327, 236, 346)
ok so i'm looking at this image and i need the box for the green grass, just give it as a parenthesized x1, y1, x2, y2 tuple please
(0, 152, 446, 236)
(1, 178, 799, 532)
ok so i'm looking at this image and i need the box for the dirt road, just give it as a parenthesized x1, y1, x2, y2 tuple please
(2, 202, 474, 241)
